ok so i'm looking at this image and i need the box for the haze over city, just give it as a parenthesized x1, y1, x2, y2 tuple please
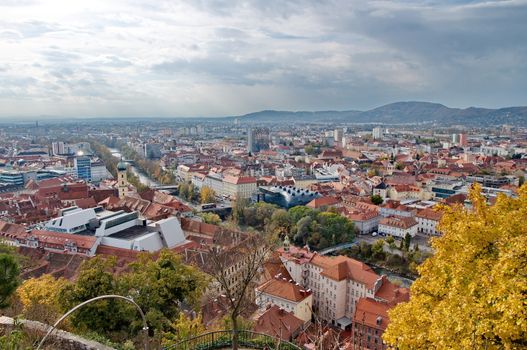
(1, 0, 527, 119)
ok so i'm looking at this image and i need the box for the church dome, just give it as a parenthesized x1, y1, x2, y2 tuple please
(117, 161, 127, 171)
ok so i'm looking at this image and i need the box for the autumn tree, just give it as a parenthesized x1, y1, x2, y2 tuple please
(206, 234, 275, 350)
(200, 186, 216, 204)
(161, 313, 206, 346)
(17, 274, 69, 324)
(384, 184, 527, 349)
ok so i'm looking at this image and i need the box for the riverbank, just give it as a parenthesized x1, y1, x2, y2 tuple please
(109, 148, 160, 187)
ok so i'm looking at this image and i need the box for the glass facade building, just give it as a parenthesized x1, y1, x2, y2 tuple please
(74, 156, 92, 181)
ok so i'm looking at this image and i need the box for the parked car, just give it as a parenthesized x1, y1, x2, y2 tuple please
(372, 232, 378, 237)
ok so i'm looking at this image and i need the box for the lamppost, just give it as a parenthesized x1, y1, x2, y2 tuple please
(36, 294, 149, 350)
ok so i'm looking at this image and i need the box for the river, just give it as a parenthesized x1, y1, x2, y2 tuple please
(372, 266, 414, 288)
(109, 148, 160, 187)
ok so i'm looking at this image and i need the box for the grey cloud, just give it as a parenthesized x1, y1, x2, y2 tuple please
(0, 0, 526, 117)
(41, 49, 81, 62)
(153, 56, 277, 85)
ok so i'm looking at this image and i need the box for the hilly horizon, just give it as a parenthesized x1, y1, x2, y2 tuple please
(234, 101, 527, 125)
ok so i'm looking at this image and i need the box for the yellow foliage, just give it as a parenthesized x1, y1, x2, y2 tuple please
(17, 274, 69, 324)
(161, 313, 206, 346)
(200, 186, 216, 204)
(383, 184, 527, 349)
(18, 274, 67, 311)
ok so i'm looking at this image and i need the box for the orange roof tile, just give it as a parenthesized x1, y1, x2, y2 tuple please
(257, 277, 311, 302)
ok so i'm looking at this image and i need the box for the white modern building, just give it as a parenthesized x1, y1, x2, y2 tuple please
(44, 206, 188, 255)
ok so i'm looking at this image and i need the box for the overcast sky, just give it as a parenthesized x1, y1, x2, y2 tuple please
(0, 0, 526, 118)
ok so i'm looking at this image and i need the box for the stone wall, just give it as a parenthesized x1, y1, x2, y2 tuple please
(0, 316, 115, 350)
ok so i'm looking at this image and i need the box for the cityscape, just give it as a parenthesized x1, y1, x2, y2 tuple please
(0, 1, 526, 350)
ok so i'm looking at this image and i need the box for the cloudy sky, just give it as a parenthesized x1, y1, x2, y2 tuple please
(0, 0, 526, 118)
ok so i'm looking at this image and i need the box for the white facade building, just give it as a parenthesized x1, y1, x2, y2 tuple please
(278, 246, 385, 329)
(378, 216, 418, 238)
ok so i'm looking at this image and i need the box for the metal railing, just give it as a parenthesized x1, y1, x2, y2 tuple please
(164, 330, 301, 350)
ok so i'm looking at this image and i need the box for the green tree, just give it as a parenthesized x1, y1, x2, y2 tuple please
(288, 206, 317, 223)
(304, 144, 315, 155)
(232, 198, 251, 225)
(0, 250, 20, 308)
(199, 212, 222, 225)
(266, 209, 291, 236)
(119, 251, 208, 333)
(404, 233, 412, 251)
(58, 257, 129, 337)
(316, 212, 355, 249)
(253, 202, 278, 228)
(384, 184, 527, 349)
(293, 216, 313, 245)
(178, 183, 189, 200)
(370, 194, 384, 205)
(371, 239, 386, 261)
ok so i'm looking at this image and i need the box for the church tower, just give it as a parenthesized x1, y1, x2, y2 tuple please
(117, 160, 128, 198)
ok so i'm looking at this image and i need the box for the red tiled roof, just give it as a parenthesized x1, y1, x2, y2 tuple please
(379, 216, 417, 229)
(353, 298, 390, 331)
(316, 256, 379, 287)
(223, 175, 257, 184)
(416, 207, 443, 221)
(254, 306, 304, 341)
(306, 196, 340, 209)
(32, 230, 97, 250)
(374, 276, 410, 305)
(257, 277, 311, 302)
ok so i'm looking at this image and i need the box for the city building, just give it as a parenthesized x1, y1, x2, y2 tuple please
(255, 275, 313, 323)
(258, 185, 321, 208)
(247, 127, 270, 153)
(346, 209, 381, 235)
(144, 143, 163, 159)
(51, 141, 66, 155)
(277, 245, 407, 329)
(117, 160, 129, 198)
(43, 206, 188, 255)
(0, 170, 26, 187)
(90, 161, 109, 182)
(373, 127, 384, 140)
(459, 133, 468, 147)
(351, 298, 390, 350)
(74, 156, 92, 181)
(416, 208, 443, 236)
(223, 175, 258, 199)
(253, 306, 305, 342)
(334, 128, 343, 143)
(378, 216, 418, 238)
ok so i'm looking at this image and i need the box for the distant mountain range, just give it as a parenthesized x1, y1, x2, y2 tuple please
(233, 101, 527, 125)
